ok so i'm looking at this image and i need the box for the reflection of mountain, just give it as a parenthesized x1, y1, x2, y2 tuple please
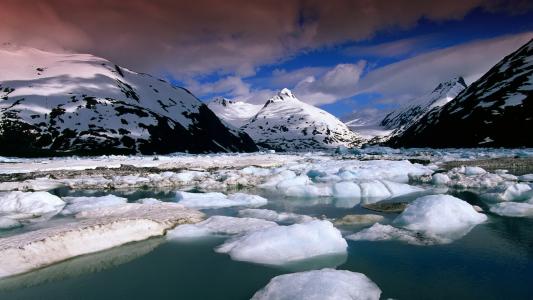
(0, 238, 163, 291)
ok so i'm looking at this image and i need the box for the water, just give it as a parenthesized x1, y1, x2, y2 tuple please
(0, 188, 532, 299)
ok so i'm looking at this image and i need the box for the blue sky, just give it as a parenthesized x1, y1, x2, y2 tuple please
(166, 7, 533, 117)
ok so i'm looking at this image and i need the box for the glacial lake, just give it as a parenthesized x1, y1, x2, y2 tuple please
(0, 188, 532, 300)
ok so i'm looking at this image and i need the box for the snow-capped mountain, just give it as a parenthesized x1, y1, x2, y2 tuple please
(207, 98, 262, 127)
(241, 88, 364, 150)
(388, 38, 533, 148)
(0, 46, 257, 156)
(381, 77, 467, 129)
(342, 77, 466, 142)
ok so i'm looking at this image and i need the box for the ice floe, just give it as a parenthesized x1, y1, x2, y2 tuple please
(0, 191, 65, 219)
(167, 216, 277, 239)
(346, 223, 441, 246)
(0, 217, 21, 230)
(215, 220, 347, 265)
(394, 195, 487, 239)
(251, 268, 381, 300)
(61, 195, 128, 215)
(0, 203, 204, 278)
(175, 191, 267, 209)
(238, 209, 314, 224)
(490, 202, 533, 217)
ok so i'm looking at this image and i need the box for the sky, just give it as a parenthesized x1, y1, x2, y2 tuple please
(1, 0, 532, 118)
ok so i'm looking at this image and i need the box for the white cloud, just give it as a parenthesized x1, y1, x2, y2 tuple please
(186, 76, 275, 104)
(343, 35, 437, 58)
(355, 31, 533, 102)
(292, 61, 366, 105)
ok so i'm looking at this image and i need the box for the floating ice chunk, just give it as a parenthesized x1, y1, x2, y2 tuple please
(216, 220, 347, 265)
(334, 214, 384, 226)
(332, 181, 361, 198)
(518, 174, 533, 182)
(394, 195, 487, 239)
(281, 184, 333, 198)
(432, 173, 451, 186)
(176, 191, 267, 209)
(0, 191, 65, 217)
(0, 217, 21, 229)
(490, 202, 533, 217)
(276, 175, 312, 189)
(61, 195, 127, 215)
(240, 166, 272, 177)
(500, 183, 532, 201)
(259, 170, 297, 188)
(251, 268, 381, 300)
(238, 209, 314, 224)
(136, 198, 161, 204)
(346, 223, 441, 245)
(464, 166, 487, 176)
(167, 215, 277, 239)
(381, 180, 423, 196)
(359, 180, 391, 199)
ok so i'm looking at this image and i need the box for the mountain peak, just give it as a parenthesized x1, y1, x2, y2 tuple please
(211, 97, 234, 107)
(279, 88, 295, 98)
(432, 76, 467, 94)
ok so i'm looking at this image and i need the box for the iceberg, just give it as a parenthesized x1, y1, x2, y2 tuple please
(175, 191, 267, 209)
(251, 268, 381, 300)
(394, 195, 487, 239)
(347, 223, 441, 246)
(216, 220, 347, 265)
(238, 209, 314, 224)
(0, 191, 65, 219)
(61, 195, 128, 215)
(490, 202, 533, 217)
(167, 215, 277, 239)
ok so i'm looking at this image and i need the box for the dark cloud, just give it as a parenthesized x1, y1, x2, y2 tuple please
(0, 0, 529, 78)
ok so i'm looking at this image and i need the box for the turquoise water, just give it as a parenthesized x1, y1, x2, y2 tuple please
(0, 189, 532, 299)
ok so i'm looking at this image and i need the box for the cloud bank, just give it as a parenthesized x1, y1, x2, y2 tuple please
(1, 0, 528, 78)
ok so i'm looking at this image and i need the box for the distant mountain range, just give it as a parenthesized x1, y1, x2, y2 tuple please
(0, 46, 257, 156)
(1, 38, 531, 156)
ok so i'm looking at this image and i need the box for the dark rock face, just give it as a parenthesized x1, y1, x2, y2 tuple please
(0, 48, 257, 156)
(388, 39, 533, 148)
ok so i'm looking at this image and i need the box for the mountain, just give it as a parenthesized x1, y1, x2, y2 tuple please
(241, 88, 363, 151)
(207, 98, 262, 127)
(388, 39, 533, 148)
(342, 77, 466, 142)
(0, 46, 257, 156)
(381, 77, 467, 130)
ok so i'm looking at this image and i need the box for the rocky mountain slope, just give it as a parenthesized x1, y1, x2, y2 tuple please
(0, 46, 257, 156)
(388, 38, 533, 148)
(241, 89, 363, 150)
(207, 98, 262, 127)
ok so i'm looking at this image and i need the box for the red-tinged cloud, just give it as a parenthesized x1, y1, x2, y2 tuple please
(1, 0, 530, 78)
